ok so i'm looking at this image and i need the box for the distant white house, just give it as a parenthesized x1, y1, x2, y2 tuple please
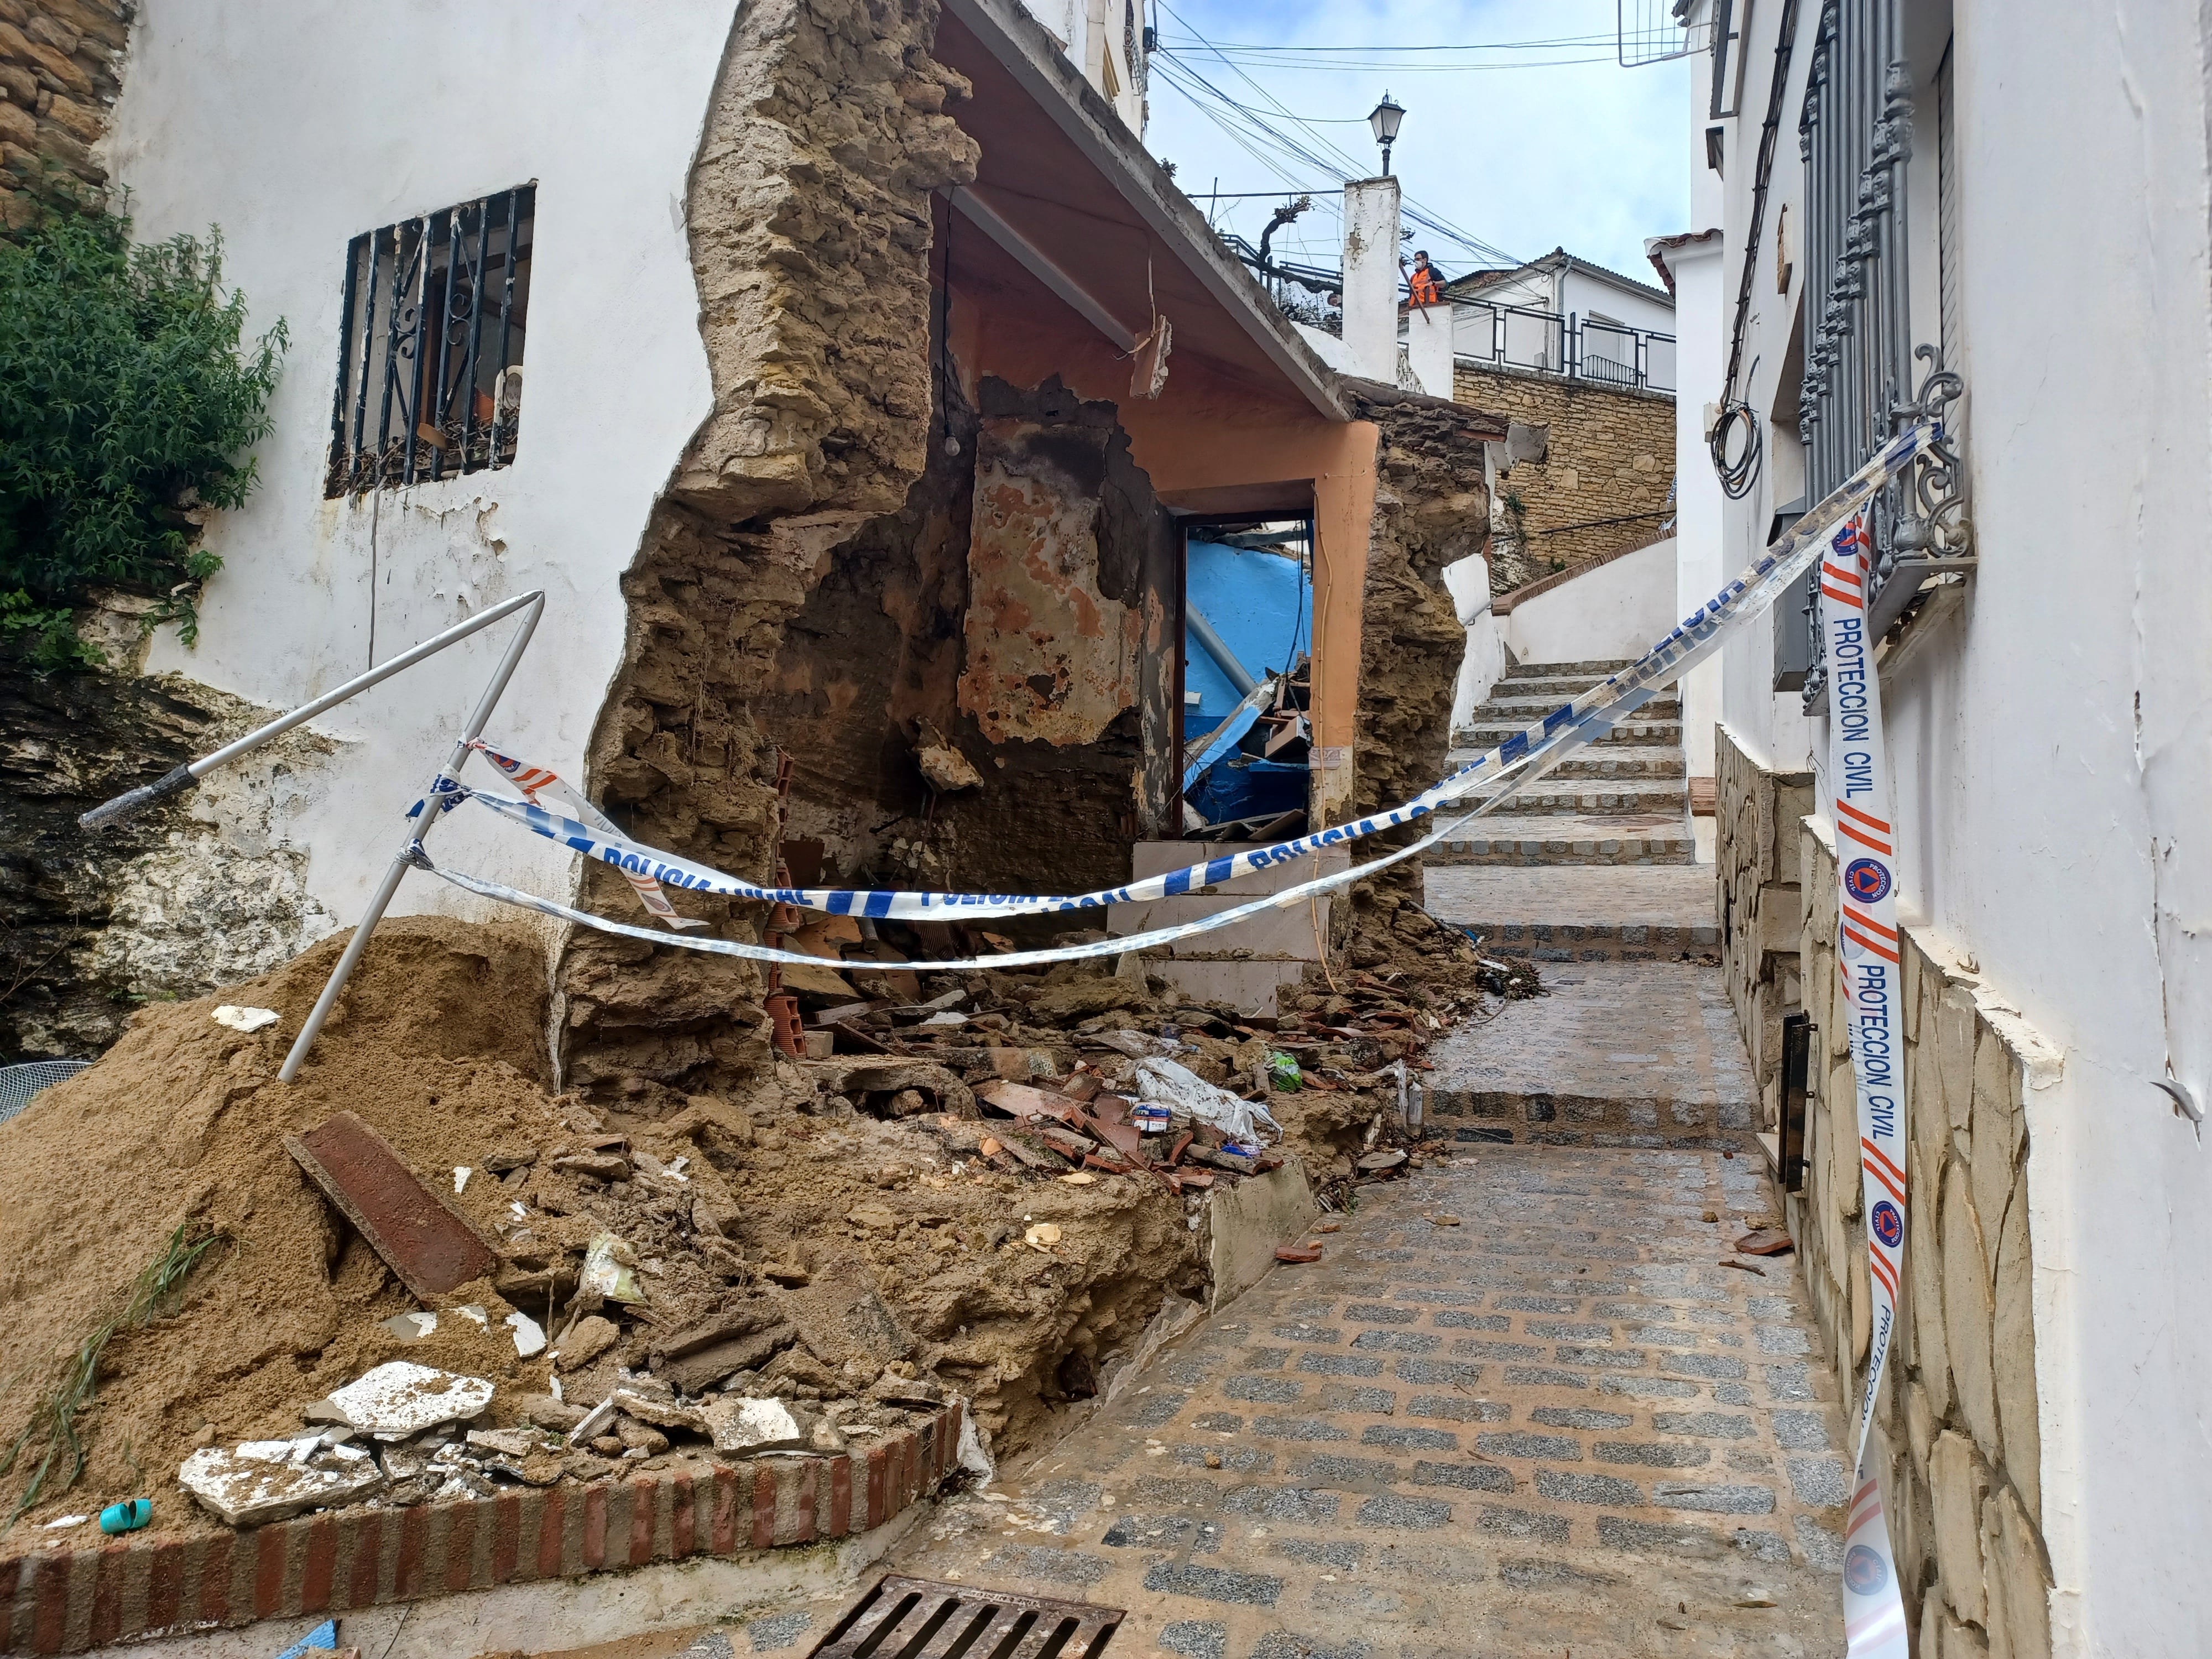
(1437, 248, 1677, 389)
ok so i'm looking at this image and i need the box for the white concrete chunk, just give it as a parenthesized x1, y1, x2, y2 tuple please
(699, 1395, 804, 1454)
(325, 1361, 494, 1439)
(179, 1440, 380, 1527)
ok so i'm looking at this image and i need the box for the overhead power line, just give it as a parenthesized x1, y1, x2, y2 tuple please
(1156, 32, 1619, 53)
(1151, 6, 1523, 271)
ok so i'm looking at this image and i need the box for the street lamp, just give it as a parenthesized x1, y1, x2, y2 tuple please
(1369, 92, 1405, 176)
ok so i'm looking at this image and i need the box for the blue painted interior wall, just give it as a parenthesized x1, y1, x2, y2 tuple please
(1182, 540, 1311, 733)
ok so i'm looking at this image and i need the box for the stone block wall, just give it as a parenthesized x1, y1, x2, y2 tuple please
(561, 0, 980, 1098)
(1795, 821, 2059, 1659)
(1449, 361, 1674, 592)
(1715, 727, 1813, 1124)
(0, 0, 128, 229)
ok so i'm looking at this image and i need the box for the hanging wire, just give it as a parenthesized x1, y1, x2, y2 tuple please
(1151, 4, 1523, 271)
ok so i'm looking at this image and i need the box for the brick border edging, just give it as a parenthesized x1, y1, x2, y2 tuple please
(0, 1402, 962, 1655)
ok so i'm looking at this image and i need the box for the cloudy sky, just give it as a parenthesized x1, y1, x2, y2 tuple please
(1141, 0, 1692, 288)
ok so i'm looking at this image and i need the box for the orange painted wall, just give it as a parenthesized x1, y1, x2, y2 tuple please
(947, 280, 1380, 821)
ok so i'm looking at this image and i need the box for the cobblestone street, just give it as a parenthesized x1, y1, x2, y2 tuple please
(771, 833, 1856, 1659)
(854, 1139, 1849, 1659)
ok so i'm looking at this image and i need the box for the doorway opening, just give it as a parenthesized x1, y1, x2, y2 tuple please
(1173, 513, 1316, 843)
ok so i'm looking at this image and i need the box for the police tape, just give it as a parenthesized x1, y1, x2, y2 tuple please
(434, 422, 1938, 932)
(465, 744, 708, 930)
(1822, 517, 1911, 1659)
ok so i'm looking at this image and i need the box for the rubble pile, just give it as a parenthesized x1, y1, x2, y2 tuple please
(0, 899, 1530, 1545)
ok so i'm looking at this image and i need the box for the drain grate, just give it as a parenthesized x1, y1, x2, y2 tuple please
(807, 1575, 1123, 1658)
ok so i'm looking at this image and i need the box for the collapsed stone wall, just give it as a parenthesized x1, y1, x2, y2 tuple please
(1795, 823, 2057, 1659)
(758, 372, 1174, 905)
(559, 0, 981, 1099)
(1715, 726, 1813, 1124)
(0, 0, 127, 229)
(1342, 384, 1492, 906)
(1452, 361, 1673, 590)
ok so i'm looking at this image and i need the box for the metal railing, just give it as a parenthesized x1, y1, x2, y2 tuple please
(80, 592, 547, 1082)
(1793, 0, 1969, 706)
(326, 186, 534, 497)
(1219, 236, 1677, 393)
(1456, 300, 1676, 393)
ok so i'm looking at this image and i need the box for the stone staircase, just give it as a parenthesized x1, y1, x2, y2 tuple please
(1431, 656, 1695, 866)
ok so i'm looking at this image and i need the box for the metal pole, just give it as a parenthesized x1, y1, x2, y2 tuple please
(277, 593, 544, 1082)
(79, 589, 546, 830)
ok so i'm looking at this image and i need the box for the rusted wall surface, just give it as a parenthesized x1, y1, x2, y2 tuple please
(964, 375, 1175, 804)
(758, 373, 1173, 906)
(963, 418, 1142, 748)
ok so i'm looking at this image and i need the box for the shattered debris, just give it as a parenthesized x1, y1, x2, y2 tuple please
(320, 1362, 495, 1439)
(178, 1439, 380, 1527)
(0, 844, 1523, 1543)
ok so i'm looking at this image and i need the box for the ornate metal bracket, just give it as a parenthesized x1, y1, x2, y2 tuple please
(1802, 348, 1971, 711)
(1890, 345, 1971, 560)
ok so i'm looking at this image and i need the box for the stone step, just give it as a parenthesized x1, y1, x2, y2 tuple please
(1423, 865, 1722, 963)
(1503, 658, 1637, 679)
(1480, 690, 1681, 718)
(1426, 811, 1694, 867)
(1471, 779, 1688, 816)
(1446, 743, 1687, 779)
(1454, 717, 1685, 749)
(1493, 673, 1650, 698)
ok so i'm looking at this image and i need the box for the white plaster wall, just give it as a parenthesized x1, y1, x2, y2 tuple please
(1699, 0, 1814, 778)
(1339, 178, 1401, 384)
(1016, 0, 1142, 133)
(1659, 234, 1726, 790)
(1441, 553, 1502, 731)
(1291, 321, 1357, 378)
(1402, 302, 1454, 398)
(1502, 538, 1676, 667)
(1870, 6, 2212, 1650)
(102, 0, 734, 938)
(1695, 0, 2212, 1647)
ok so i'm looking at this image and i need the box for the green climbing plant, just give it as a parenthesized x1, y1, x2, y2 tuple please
(0, 209, 286, 669)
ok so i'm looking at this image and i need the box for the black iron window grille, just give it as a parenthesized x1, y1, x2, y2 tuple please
(1792, 5, 1969, 706)
(325, 185, 534, 497)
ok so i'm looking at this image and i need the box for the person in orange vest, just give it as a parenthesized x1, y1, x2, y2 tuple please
(1405, 249, 1443, 307)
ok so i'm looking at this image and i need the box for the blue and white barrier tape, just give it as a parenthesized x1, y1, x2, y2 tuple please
(429, 424, 1936, 962)
(435, 421, 1933, 933)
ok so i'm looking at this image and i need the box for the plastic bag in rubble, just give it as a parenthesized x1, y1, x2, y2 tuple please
(1134, 1057, 1280, 1146)
(580, 1233, 647, 1304)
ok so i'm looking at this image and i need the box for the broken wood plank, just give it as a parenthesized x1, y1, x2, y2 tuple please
(285, 1112, 499, 1301)
(975, 1079, 1089, 1128)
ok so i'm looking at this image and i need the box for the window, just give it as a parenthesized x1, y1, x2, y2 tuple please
(326, 185, 534, 496)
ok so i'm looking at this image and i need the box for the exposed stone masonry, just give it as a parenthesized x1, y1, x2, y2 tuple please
(1715, 726, 1813, 1123)
(0, 0, 126, 229)
(1795, 820, 2058, 1659)
(561, 0, 979, 1098)
(1451, 361, 1674, 589)
(0, 660, 337, 1060)
(1342, 384, 1492, 899)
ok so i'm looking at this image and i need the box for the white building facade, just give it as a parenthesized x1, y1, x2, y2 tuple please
(1675, 2, 2212, 1655)
(1014, 0, 1146, 132)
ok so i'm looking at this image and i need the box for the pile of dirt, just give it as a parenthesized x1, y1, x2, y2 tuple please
(0, 901, 1527, 1543)
(0, 920, 1198, 1541)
